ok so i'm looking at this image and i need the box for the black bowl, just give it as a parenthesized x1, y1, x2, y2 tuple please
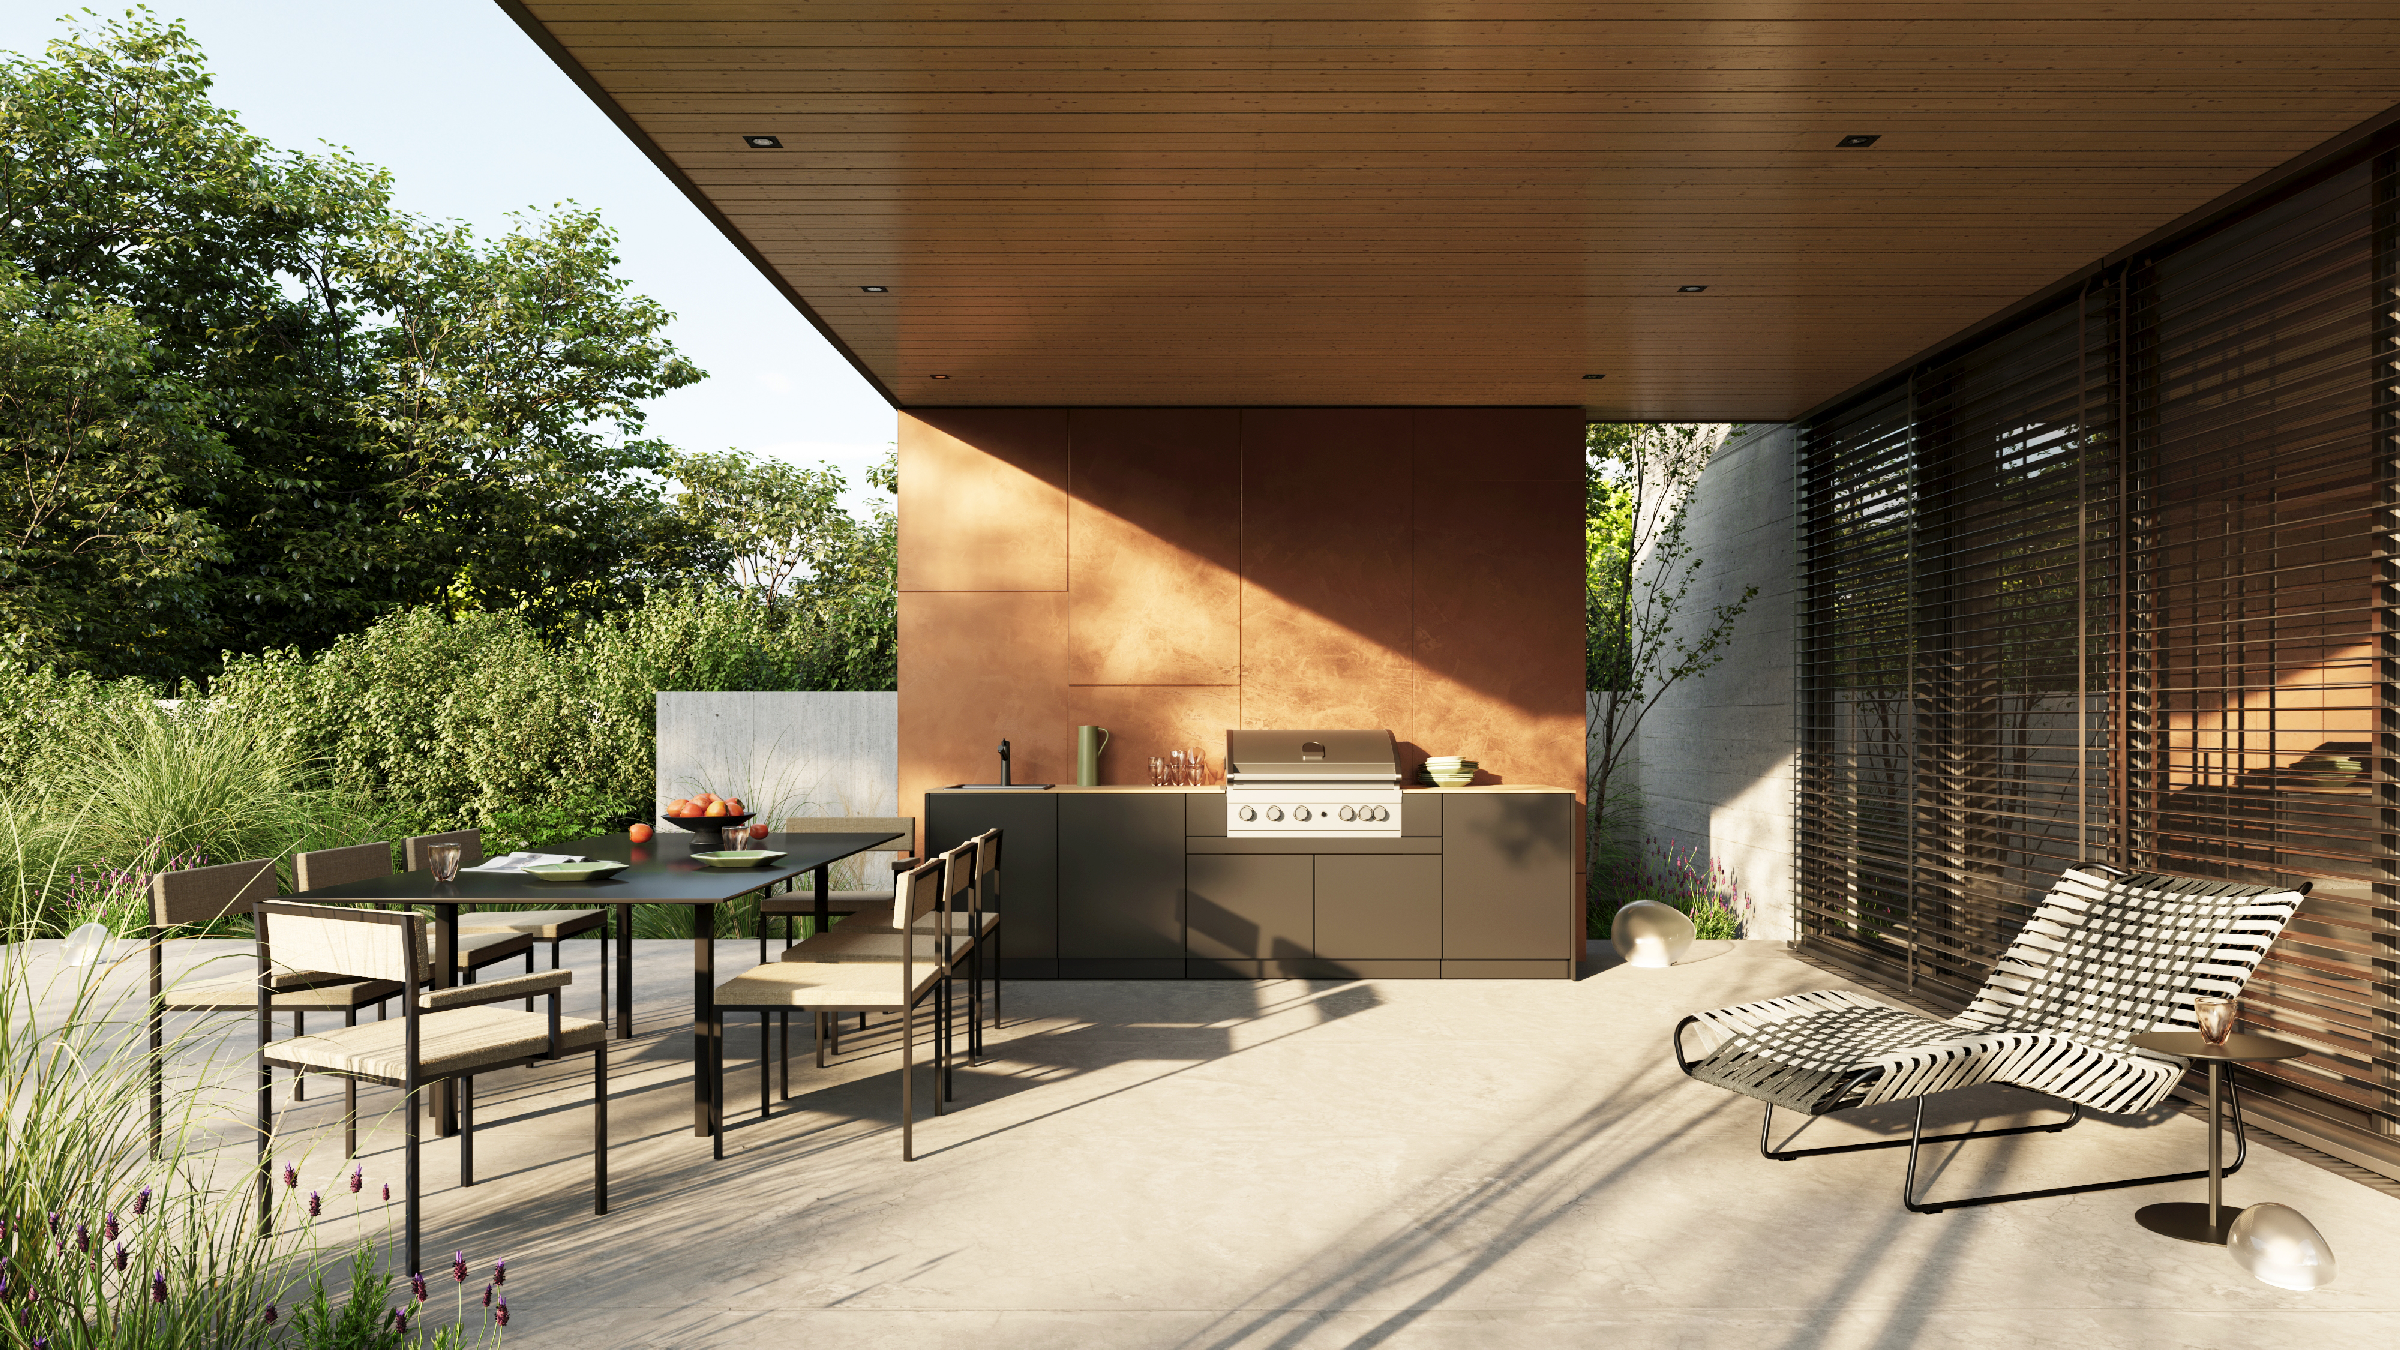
(663, 811, 757, 848)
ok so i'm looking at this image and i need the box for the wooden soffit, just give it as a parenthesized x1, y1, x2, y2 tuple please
(501, 2, 2400, 421)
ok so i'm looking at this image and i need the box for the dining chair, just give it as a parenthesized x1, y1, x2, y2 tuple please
(396, 830, 551, 1003)
(708, 860, 955, 1160)
(252, 900, 607, 1279)
(327, 838, 539, 988)
(756, 815, 915, 959)
(771, 841, 978, 1094)
(148, 859, 401, 1159)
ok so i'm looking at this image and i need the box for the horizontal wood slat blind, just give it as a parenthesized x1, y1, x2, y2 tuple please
(1797, 132, 2400, 1162)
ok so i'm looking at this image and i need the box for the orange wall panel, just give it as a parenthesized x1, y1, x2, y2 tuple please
(898, 408, 1069, 592)
(898, 589, 1069, 815)
(1067, 408, 1242, 686)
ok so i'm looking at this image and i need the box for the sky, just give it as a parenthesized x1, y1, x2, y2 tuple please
(0, 2, 897, 512)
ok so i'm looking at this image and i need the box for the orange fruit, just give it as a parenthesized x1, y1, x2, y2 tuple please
(666, 798, 692, 816)
(704, 800, 729, 817)
(726, 798, 745, 813)
(629, 822, 653, 843)
(748, 823, 770, 841)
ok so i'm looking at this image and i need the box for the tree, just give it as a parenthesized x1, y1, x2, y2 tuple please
(1585, 424, 1757, 869)
(0, 13, 722, 678)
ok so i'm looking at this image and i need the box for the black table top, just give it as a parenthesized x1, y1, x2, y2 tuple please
(291, 831, 901, 906)
(2129, 1030, 2307, 1063)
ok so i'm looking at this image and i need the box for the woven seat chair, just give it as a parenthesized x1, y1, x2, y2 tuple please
(147, 859, 404, 1160)
(773, 841, 979, 1093)
(251, 900, 607, 1277)
(1673, 864, 2307, 1213)
(791, 833, 1001, 1063)
(755, 815, 916, 958)
(710, 859, 959, 1160)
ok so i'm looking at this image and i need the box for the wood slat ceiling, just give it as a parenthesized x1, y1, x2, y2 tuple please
(503, 2, 2400, 420)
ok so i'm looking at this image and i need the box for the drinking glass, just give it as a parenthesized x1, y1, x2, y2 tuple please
(1149, 756, 1164, 786)
(428, 842, 463, 883)
(2195, 994, 2237, 1045)
(1170, 750, 1186, 785)
(1189, 746, 1206, 785)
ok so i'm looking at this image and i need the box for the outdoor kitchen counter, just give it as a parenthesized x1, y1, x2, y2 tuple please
(926, 785, 1577, 980)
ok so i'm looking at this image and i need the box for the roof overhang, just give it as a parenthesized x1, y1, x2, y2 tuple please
(502, 2, 2400, 421)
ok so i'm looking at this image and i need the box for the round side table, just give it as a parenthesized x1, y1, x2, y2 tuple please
(2127, 1030, 2305, 1244)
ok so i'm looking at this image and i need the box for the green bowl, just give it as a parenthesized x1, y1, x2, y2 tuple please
(522, 860, 629, 883)
(692, 850, 787, 869)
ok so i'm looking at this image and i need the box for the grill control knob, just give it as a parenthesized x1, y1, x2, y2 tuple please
(1339, 806, 1357, 821)
(1237, 805, 1256, 821)
(1293, 806, 1312, 821)
(1266, 806, 1284, 822)
(1372, 805, 1390, 821)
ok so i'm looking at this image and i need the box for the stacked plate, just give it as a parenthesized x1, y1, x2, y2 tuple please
(1421, 756, 1478, 787)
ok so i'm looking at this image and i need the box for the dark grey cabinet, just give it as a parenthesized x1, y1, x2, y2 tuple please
(1315, 855, 1441, 960)
(927, 791, 1059, 976)
(1058, 793, 1186, 976)
(1440, 792, 1573, 961)
(1187, 853, 1312, 960)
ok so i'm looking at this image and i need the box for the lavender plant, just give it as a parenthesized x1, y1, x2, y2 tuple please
(1594, 837, 1749, 941)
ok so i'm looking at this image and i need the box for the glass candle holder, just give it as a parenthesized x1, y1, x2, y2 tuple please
(428, 842, 463, 883)
(2195, 994, 2237, 1045)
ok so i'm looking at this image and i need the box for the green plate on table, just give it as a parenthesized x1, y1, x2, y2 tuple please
(522, 860, 629, 883)
(691, 850, 787, 869)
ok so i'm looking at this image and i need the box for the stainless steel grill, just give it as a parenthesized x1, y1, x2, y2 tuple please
(1224, 729, 1403, 838)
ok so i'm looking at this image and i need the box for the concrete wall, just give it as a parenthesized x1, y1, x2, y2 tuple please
(1627, 424, 1798, 939)
(896, 408, 1589, 872)
(655, 691, 902, 849)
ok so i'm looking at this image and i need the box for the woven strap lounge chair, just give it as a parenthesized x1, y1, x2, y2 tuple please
(1672, 864, 2306, 1213)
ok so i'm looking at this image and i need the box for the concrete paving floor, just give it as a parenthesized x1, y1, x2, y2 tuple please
(21, 937, 2400, 1348)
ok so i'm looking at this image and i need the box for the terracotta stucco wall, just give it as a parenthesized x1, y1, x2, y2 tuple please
(897, 406, 1586, 831)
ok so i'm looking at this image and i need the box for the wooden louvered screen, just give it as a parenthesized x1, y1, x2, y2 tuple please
(1797, 135, 2400, 1170)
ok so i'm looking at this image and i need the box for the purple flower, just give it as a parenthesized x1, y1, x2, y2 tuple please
(411, 1271, 427, 1303)
(103, 1212, 117, 1243)
(33, 1338, 47, 1350)
(483, 1282, 493, 1308)
(264, 1304, 278, 1325)
(282, 1164, 297, 1190)
(381, 1183, 390, 1203)
(307, 1191, 321, 1219)
(1, 1272, 11, 1302)
(451, 1251, 467, 1284)
(349, 1167, 363, 1194)
(494, 1295, 509, 1328)
(75, 1223, 88, 1254)
(45, 1212, 58, 1234)
(113, 1242, 127, 1273)
(133, 1187, 151, 1216)
(492, 1258, 506, 1287)
(392, 1307, 410, 1334)
(150, 1269, 167, 1304)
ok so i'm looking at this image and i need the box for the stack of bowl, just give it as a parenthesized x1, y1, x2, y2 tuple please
(1421, 756, 1478, 787)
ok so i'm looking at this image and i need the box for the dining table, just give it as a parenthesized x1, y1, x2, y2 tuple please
(289, 829, 903, 1138)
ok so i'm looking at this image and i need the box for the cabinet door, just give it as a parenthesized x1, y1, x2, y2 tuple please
(1440, 793, 1573, 960)
(1187, 854, 1312, 959)
(1058, 793, 1186, 966)
(927, 792, 1058, 967)
(1314, 855, 1440, 959)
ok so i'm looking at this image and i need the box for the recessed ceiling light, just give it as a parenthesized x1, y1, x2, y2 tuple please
(859, 285, 888, 292)
(1678, 284, 1708, 293)
(929, 374, 950, 379)
(743, 134, 782, 148)
(1582, 374, 1605, 380)
(1837, 134, 1880, 148)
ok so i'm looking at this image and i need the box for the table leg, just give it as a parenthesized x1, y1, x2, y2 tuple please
(436, 901, 458, 1137)
(814, 864, 830, 937)
(615, 903, 634, 1040)
(2207, 1062, 2223, 1233)
(694, 903, 715, 1137)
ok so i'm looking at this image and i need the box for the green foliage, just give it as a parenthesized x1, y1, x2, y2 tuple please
(0, 14, 736, 682)
(1589, 836, 1749, 941)
(284, 1247, 409, 1350)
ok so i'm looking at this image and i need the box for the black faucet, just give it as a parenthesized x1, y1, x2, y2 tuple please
(998, 739, 1012, 787)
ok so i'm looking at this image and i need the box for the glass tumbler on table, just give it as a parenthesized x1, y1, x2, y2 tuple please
(2195, 994, 2237, 1045)
(428, 842, 463, 883)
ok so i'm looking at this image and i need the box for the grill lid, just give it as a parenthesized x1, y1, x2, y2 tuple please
(1225, 729, 1398, 779)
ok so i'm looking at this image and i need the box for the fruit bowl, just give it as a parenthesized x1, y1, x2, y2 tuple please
(663, 811, 756, 849)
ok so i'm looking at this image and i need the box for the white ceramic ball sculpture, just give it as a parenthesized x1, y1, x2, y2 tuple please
(2227, 1203, 2336, 1290)
(1611, 899, 1696, 968)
